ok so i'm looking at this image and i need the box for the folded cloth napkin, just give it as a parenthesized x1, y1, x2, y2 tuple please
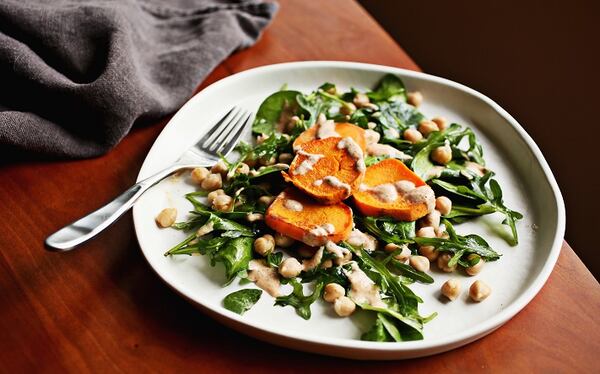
(0, 0, 277, 159)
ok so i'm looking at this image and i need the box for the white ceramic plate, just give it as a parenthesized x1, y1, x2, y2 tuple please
(132, 61, 565, 359)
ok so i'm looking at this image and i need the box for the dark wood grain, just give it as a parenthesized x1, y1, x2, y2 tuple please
(0, 0, 598, 372)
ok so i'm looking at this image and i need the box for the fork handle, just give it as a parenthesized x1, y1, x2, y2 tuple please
(45, 164, 187, 252)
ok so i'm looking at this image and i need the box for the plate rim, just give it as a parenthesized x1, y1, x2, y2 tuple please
(132, 61, 566, 356)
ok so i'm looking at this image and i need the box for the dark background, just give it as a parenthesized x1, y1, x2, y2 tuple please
(359, 0, 599, 278)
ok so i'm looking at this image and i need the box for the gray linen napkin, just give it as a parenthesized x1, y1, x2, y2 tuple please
(0, 0, 277, 159)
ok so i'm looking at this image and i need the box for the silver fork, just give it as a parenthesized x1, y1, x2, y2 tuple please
(45, 106, 253, 252)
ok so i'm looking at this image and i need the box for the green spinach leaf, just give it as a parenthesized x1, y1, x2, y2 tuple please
(223, 289, 262, 315)
(252, 90, 304, 135)
(368, 74, 407, 102)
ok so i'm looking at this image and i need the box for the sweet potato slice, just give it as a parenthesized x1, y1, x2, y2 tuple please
(282, 137, 365, 204)
(353, 158, 435, 221)
(265, 188, 353, 246)
(293, 122, 367, 152)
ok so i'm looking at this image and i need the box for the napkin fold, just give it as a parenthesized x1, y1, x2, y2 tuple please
(0, 0, 277, 159)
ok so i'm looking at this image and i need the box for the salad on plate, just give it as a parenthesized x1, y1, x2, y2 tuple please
(154, 74, 522, 342)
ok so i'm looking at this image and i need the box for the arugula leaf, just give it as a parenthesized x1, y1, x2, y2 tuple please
(414, 220, 500, 266)
(252, 90, 303, 135)
(164, 236, 228, 256)
(223, 289, 262, 315)
(431, 172, 523, 245)
(274, 278, 324, 320)
(361, 216, 415, 245)
(361, 315, 393, 342)
(387, 259, 434, 284)
(213, 237, 254, 283)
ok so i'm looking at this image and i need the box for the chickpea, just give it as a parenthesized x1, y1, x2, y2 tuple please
(417, 120, 439, 137)
(333, 296, 356, 317)
(420, 210, 441, 230)
(363, 103, 379, 111)
(431, 144, 452, 165)
(364, 129, 381, 145)
(196, 221, 214, 237)
(200, 173, 222, 191)
(367, 122, 377, 129)
(212, 195, 233, 212)
(286, 116, 301, 132)
(256, 134, 269, 145)
(323, 283, 345, 303)
(407, 91, 423, 107)
(325, 85, 338, 95)
(190, 167, 210, 184)
(235, 163, 250, 176)
(258, 195, 275, 206)
(353, 93, 370, 108)
(403, 128, 423, 144)
(416, 226, 436, 238)
(244, 156, 257, 168)
(469, 280, 491, 302)
(465, 254, 485, 276)
(385, 243, 411, 262)
(253, 234, 275, 256)
(155, 208, 177, 228)
(437, 253, 457, 273)
(409, 255, 430, 272)
(441, 279, 461, 301)
(435, 196, 453, 216)
(339, 102, 356, 115)
(206, 189, 225, 205)
(245, 212, 264, 222)
(278, 153, 294, 164)
(259, 155, 276, 166)
(321, 259, 333, 269)
(432, 116, 448, 131)
(435, 224, 449, 238)
(210, 160, 229, 176)
(274, 233, 295, 248)
(419, 245, 439, 262)
(279, 257, 303, 278)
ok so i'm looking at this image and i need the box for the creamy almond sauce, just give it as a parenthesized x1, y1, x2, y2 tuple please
(337, 137, 366, 173)
(324, 241, 352, 265)
(303, 223, 335, 246)
(293, 150, 324, 175)
(346, 229, 377, 252)
(313, 179, 323, 186)
(344, 262, 386, 307)
(364, 129, 381, 145)
(405, 185, 436, 212)
(422, 166, 445, 181)
(464, 161, 487, 177)
(316, 113, 340, 139)
(248, 259, 281, 297)
(283, 199, 303, 212)
(302, 247, 324, 271)
(359, 180, 434, 211)
(323, 175, 351, 194)
(366, 143, 412, 161)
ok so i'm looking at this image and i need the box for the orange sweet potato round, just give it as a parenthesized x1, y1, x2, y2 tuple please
(265, 188, 353, 247)
(353, 158, 434, 221)
(282, 137, 365, 204)
(293, 122, 366, 152)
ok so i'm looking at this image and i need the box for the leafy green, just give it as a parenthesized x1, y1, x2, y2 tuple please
(368, 74, 407, 102)
(361, 315, 393, 342)
(214, 237, 254, 283)
(361, 217, 415, 245)
(414, 220, 500, 266)
(274, 278, 324, 320)
(387, 259, 434, 284)
(252, 90, 303, 135)
(377, 101, 425, 133)
(431, 172, 523, 244)
(266, 252, 283, 268)
(223, 289, 262, 315)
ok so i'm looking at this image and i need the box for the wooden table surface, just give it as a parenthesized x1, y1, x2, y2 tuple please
(1, 0, 599, 372)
